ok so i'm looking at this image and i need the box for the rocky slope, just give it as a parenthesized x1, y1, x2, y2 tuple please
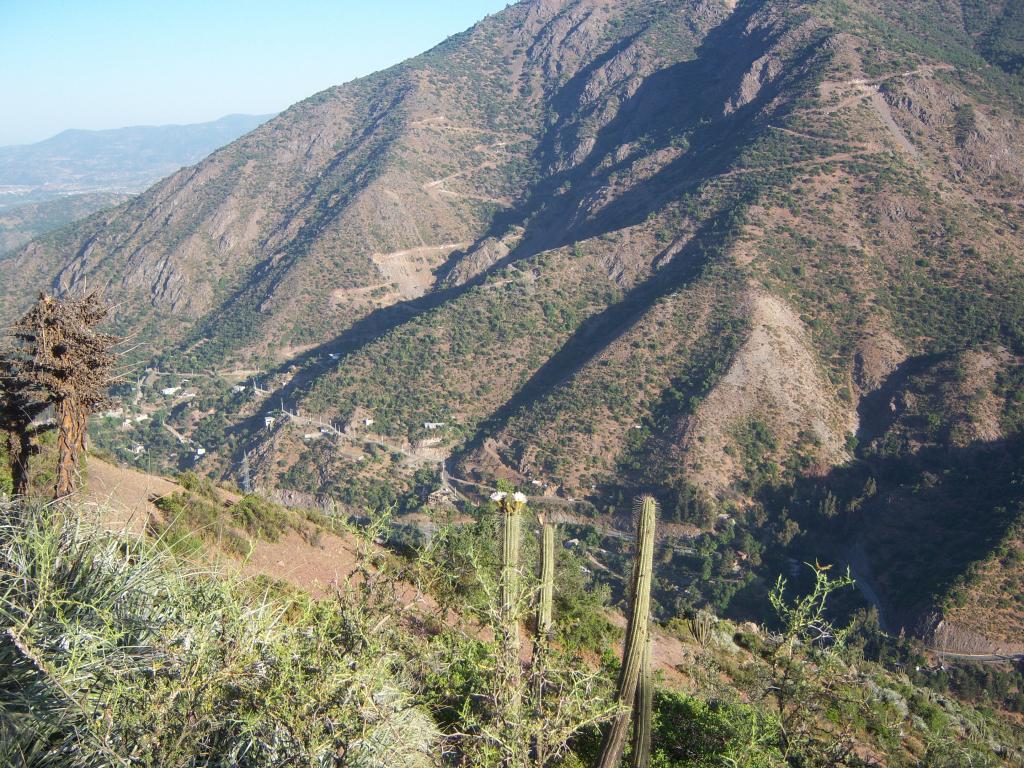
(3, 0, 1024, 649)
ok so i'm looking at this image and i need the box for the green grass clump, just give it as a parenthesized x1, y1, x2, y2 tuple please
(153, 490, 251, 556)
(152, 487, 294, 557)
(230, 494, 291, 541)
(176, 470, 220, 500)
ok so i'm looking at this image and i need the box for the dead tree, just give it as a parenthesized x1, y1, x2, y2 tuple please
(0, 358, 53, 496)
(8, 293, 119, 498)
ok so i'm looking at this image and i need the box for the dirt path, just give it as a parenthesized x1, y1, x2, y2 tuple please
(281, 410, 440, 468)
(815, 65, 959, 160)
(370, 241, 470, 299)
(820, 65, 955, 116)
(768, 124, 870, 149)
(720, 149, 878, 179)
(162, 422, 188, 444)
(83, 457, 369, 598)
(435, 188, 513, 206)
(423, 160, 500, 190)
(235, 528, 364, 598)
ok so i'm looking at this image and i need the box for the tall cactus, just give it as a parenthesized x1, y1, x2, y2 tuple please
(533, 512, 557, 765)
(499, 493, 523, 630)
(595, 495, 657, 768)
(494, 491, 527, 767)
(630, 633, 653, 768)
(536, 514, 555, 643)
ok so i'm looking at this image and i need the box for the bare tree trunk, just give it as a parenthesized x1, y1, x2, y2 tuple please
(7, 430, 31, 496)
(76, 409, 88, 453)
(54, 397, 82, 499)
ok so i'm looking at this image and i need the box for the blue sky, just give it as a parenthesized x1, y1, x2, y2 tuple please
(0, 0, 511, 146)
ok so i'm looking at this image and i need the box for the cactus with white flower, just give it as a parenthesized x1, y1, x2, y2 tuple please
(491, 490, 528, 765)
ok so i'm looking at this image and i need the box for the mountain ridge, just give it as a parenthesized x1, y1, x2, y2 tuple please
(0, 112, 276, 192)
(3, 0, 1024, 652)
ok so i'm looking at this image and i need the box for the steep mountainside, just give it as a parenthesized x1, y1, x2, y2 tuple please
(3, 0, 1024, 649)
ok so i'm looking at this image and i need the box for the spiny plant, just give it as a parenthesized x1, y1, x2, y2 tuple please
(0, 356, 52, 497)
(595, 494, 657, 768)
(630, 633, 653, 768)
(533, 511, 557, 764)
(761, 562, 861, 764)
(419, 491, 614, 766)
(536, 511, 556, 644)
(495, 489, 526, 764)
(689, 609, 715, 650)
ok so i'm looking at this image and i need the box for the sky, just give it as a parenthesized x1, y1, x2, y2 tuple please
(0, 0, 511, 146)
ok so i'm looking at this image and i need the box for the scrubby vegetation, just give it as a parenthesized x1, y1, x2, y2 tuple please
(1, 488, 1021, 767)
(3, 0, 1024, 763)
(0, 500, 440, 767)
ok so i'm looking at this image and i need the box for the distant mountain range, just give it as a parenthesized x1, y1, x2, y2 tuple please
(0, 113, 274, 255)
(0, 113, 275, 194)
(2, 0, 1023, 656)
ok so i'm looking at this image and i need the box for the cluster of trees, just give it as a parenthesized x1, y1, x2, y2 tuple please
(0, 292, 118, 498)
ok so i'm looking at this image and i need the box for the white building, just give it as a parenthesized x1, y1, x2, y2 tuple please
(264, 416, 276, 428)
(423, 421, 446, 430)
(161, 386, 181, 396)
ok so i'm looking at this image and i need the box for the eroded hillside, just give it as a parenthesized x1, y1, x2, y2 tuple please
(4, 0, 1024, 651)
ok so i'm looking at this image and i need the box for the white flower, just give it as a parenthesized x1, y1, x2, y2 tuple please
(490, 491, 508, 501)
(513, 491, 528, 504)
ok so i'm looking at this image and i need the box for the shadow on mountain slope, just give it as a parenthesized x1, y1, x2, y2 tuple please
(856, 352, 950, 447)
(453, 0, 830, 270)
(762, 434, 1024, 641)
(226, 1, 836, 471)
(455, 193, 755, 464)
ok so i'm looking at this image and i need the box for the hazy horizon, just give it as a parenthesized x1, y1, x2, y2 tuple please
(0, 113, 281, 150)
(0, 0, 509, 146)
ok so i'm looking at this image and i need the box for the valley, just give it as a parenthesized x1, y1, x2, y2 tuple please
(2, 0, 1017, 651)
(2, 1, 1024, 763)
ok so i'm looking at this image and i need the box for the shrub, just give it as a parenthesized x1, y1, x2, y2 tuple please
(230, 494, 291, 541)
